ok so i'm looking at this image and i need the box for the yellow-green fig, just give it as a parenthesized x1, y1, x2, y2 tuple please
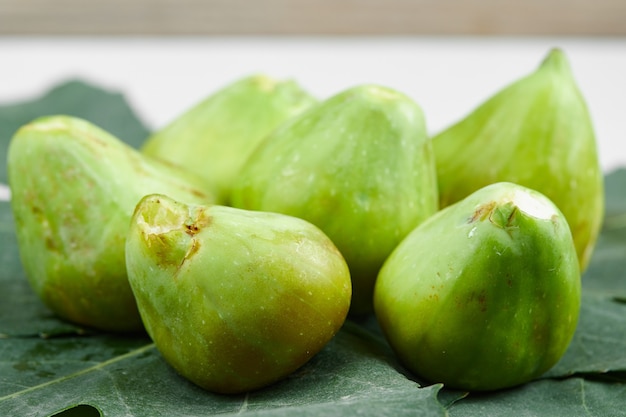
(7, 116, 213, 332)
(432, 48, 603, 271)
(142, 74, 317, 204)
(374, 182, 581, 391)
(125, 194, 351, 394)
(232, 84, 439, 315)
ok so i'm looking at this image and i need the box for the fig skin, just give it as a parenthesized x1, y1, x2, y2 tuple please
(432, 48, 603, 271)
(142, 74, 317, 205)
(7, 116, 213, 332)
(125, 194, 351, 394)
(232, 84, 438, 315)
(374, 182, 581, 391)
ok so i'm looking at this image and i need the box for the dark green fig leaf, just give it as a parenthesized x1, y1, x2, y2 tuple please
(7, 116, 214, 332)
(0, 323, 447, 417)
(545, 293, 626, 378)
(447, 377, 626, 416)
(603, 168, 626, 220)
(582, 168, 626, 299)
(374, 182, 581, 391)
(232, 84, 438, 315)
(432, 48, 604, 271)
(142, 74, 317, 205)
(125, 194, 352, 394)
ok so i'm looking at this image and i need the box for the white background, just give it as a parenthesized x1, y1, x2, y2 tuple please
(1, 37, 625, 174)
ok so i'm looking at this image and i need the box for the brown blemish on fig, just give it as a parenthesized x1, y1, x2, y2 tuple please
(477, 292, 487, 312)
(177, 239, 202, 273)
(184, 224, 200, 236)
(468, 201, 496, 223)
(184, 211, 212, 236)
(175, 211, 211, 272)
(45, 236, 59, 252)
(457, 290, 488, 313)
(186, 239, 201, 259)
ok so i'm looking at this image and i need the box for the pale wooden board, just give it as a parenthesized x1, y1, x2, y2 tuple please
(0, 0, 624, 36)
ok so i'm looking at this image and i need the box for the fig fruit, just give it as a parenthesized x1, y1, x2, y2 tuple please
(232, 84, 438, 315)
(374, 182, 581, 391)
(142, 74, 317, 204)
(7, 116, 213, 332)
(125, 194, 351, 394)
(432, 48, 603, 271)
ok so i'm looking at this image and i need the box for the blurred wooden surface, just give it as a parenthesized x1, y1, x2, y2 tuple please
(0, 0, 625, 36)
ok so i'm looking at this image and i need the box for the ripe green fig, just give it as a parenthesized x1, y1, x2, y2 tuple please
(232, 84, 438, 315)
(125, 194, 351, 394)
(7, 115, 213, 332)
(141, 74, 317, 204)
(374, 182, 581, 391)
(432, 48, 603, 271)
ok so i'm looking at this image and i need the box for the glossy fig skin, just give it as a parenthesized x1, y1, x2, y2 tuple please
(142, 74, 317, 205)
(374, 182, 581, 391)
(7, 116, 213, 332)
(432, 48, 603, 271)
(232, 84, 438, 315)
(125, 194, 351, 394)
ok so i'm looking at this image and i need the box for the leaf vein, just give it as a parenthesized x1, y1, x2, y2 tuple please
(0, 343, 155, 403)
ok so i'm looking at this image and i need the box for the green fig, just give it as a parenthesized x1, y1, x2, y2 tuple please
(374, 182, 581, 391)
(7, 116, 214, 332)
(125, 194, 351, 394)
(141, 74, 317, 204)
(432, 48, 603, 271)
(232, 84, 438, 315)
